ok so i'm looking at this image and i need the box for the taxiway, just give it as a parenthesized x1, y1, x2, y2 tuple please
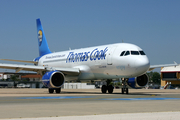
(0, 89, 180, 119)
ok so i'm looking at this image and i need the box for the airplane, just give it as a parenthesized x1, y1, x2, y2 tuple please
(0, 18, 177, 94)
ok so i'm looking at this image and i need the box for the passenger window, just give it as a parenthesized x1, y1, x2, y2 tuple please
(120, 51, 125, 56)
(139, 51, 146, 55)
(124, 51, 130, 56)
(131, 51, 139, 55)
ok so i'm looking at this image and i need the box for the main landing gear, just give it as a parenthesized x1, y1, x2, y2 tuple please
(121, 78, 129, 94)
(48, 88, 61, 94)
(101, 79, 114, 93)
(101, 85, 114, 93)
(101, 79, 129, 94)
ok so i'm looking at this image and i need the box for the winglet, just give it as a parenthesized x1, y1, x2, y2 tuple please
(36, 18, 52, 56)
(174, 61, 178, 67)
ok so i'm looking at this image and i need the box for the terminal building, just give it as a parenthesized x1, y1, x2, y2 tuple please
(0, 72, 42, 88)
(161, 65, 180, 88)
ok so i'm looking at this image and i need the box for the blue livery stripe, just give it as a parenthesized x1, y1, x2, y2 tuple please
(18, 96, 92, 99)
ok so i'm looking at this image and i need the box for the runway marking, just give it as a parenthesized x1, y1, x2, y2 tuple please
(18, 96, 92, 99)
(102, 98, 180, 101)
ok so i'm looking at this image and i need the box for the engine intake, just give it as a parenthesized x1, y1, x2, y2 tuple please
(127, 74, 149, 89)
(42, 71, 65, 88)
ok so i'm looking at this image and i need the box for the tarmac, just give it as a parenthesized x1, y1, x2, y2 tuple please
(0, 88, 180, 120)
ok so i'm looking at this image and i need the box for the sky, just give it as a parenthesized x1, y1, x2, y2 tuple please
(0, 0, 180, 72)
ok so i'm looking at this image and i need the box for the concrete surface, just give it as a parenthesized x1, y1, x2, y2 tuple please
(3, 112, 180, 120)
(0, 88, 180, 120)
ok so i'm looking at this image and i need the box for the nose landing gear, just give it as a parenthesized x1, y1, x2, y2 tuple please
(122, 78, 129, 94)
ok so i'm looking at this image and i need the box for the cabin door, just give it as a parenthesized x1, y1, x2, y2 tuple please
(107, 46, 117, 65)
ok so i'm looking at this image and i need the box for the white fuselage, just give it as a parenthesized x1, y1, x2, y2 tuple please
(38, 43, 150, 80)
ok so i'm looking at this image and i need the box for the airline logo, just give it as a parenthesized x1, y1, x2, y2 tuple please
(38, 30, 43, 46)
(66, 47, 108, 63)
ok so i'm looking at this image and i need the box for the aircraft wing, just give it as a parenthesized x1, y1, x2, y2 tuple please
(148, 62, 178, 71)
(0, 59, 38, 64)
(0, 63, 80, 75)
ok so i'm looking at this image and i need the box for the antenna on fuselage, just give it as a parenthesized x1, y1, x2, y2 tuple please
(69, 47, 71, 50)
(122, 39, 124, 43)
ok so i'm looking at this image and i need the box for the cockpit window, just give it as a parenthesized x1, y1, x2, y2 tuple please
(120, 51, 125, 56)
(120, 50, 146, 57)
(131, 51, 139, 55)
(139, 51, 146, 55)
(124, 51, 130, 56)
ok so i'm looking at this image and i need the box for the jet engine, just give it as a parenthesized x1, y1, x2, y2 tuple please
(42, 71, 65, 88)
(127, 74, 148, 89)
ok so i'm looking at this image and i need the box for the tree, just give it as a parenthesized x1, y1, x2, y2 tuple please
(147, 71, 153, 82)
(152, 72, 161, 84)
(10, 75, 20, 81)
(147, 71, 161, 84)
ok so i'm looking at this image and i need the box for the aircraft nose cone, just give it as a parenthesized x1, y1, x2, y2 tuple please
(134, 57, 150, 75)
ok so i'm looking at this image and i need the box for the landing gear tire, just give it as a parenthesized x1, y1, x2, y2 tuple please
(49, 89, 54, 94)
(121, 88, 128, 94)
(122, 88, 124, 94)
(108, 85, 114, 93)
(126, 88, 129, 94)
(55, 88, 61, 93)
(101, 85, 107, 93)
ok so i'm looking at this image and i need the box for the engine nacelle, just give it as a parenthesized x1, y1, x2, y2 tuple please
(127, 74, 149, 89)
(42, 71, 65, 88)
